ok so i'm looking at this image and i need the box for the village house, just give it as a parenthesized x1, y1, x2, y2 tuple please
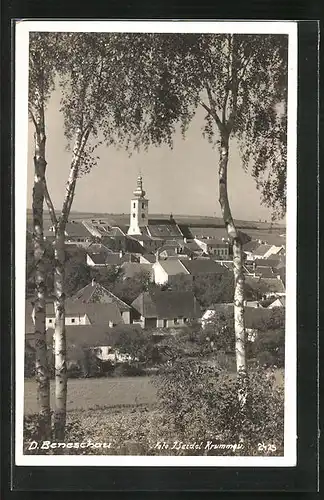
(70, 280, 132, 324)
(245, 275, 286, 299)
(45, 220, 93, 246)
(52, 325, 134, 363)
(179, 257, 228, 279)
(27, 299, 124, 330)
(267, 296, 286, 308)
(250, 243, 285, 261)
(201, 304, 279, 342)
(25, 325, 134, 365)
(86, 249, 136, 268)
(152, 256, 227, 285)
(120, 261, 154, 281)
(131, 290, 201, 328)
(152, 258, 191, 285)
(194, 237, 230, 258)
(139, 253, 156, 264)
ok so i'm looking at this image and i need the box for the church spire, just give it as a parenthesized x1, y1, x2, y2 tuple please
(127, 174, 149, 236)
(133, 175, 146, 198)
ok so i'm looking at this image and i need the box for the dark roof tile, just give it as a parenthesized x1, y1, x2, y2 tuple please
(131, 291, 201, 319)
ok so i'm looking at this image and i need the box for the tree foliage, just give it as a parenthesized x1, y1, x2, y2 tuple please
(168, 273, 235, 309)
(155, 361, 284, 455)
(133, 33, 288, 217)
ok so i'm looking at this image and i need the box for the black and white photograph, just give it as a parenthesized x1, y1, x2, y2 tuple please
(15, 20, 297, 467)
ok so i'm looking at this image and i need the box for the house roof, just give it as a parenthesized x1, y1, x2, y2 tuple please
(121, 262, 153, 279)
(245, 276, 285, 294)
(128, 232, 154, 242)
(184, 240, 203, 252)
(180, 258, 227, 276)
(254, 267, 277, 278)
(25, 325, 138, 349)
(70, 282, 131, 311)
(140, 253, 156, 263)
(204, 304, 275, 329)
(87, 252, 107, 265)
(147, 223, 183, 239)
(253, 244, 273, 256)
(243, 240, 261, 253)
(124, 237, 147, 253)
(268, 296, 286, 308)
(104, 253, 133, 265)
(131, 291, 201, 319)
(254, 257, 283, 268)
(43, 324, 142, 349)
(86, 242, 113, 254)
(197, 238, 229, 247)
(65, 222, 92, 238)
(45, 300, 123, 325)
(261, 278, 286, 294)
(156, 259, 189, 276)
(190, 227, 229, 239)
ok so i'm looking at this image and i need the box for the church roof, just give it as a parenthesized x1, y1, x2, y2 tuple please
(147, 223, 183, 238)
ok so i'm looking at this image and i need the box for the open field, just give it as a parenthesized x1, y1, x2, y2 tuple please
(26, 209, 285, 232)
(24, 369, 284, 416)
(24, 376, 157, 415)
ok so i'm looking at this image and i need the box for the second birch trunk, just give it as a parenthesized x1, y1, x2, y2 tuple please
(218, 134, 247, 380)
(53, 229, 67, 441)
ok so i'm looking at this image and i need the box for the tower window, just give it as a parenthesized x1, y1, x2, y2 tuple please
(132, 213, 136, 218)
(142, 202, 145, 209)
(141, 213, 145, 219)
(133, 203, 136, 208)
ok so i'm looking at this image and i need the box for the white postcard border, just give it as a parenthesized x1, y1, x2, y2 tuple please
(15, 20, 298, 467)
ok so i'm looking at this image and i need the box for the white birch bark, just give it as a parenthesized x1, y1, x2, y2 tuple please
(32, 123, 51, 439)
(52, 128, 89, 440)
(218, 134, 247, 380)
(52, 229, 67, 441)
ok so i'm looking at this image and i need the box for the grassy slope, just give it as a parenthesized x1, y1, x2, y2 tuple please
(24, 376, 157, 415)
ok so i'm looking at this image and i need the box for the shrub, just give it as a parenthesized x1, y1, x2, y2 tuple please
(154, 360, 284, 456)
(113, 363, 146, 377)
(251, 328, 285, 368)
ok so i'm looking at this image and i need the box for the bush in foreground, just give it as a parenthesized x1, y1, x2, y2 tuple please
(154, 361, 284, 456)
(24, 361, 284, 456)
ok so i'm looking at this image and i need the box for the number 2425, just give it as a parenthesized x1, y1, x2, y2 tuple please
(258, 443, 277, 452)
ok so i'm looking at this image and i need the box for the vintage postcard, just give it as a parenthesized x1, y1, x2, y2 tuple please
(15, 20, 297, 467)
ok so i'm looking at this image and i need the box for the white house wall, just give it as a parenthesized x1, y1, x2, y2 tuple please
(152, 262, 169, 285)
(46, 313, 90, 328)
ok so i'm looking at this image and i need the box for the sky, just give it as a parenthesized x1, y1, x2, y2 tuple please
(27, 88, 275, 222)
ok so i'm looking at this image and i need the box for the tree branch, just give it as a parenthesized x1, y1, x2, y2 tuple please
(59, 126, 92, 229)
(222, 84, 230, 125)
(44, 179, 57, 226)
(204, 82, 224, 133)
(29, 108, 39, 132)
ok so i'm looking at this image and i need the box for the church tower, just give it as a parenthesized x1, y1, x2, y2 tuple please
(127, 175, 149, 235)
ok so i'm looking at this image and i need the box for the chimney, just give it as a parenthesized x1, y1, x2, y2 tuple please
(119, 249, 123, 258)
(184, 237, 187, 244)
(91, 278, 96, 287)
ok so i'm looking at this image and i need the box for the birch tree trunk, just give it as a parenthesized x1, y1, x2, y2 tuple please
(218, 134, 247, 377)
(52, 130, 87, 441)
(53, 229, 67, 441)
(32, 129, 51, 439)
